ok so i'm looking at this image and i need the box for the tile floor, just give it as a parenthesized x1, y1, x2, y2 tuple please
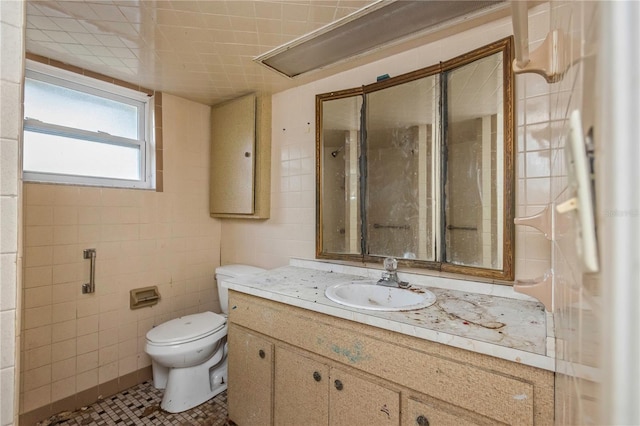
(38, 381, 229, 426)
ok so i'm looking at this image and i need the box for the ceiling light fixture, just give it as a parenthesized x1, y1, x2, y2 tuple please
(255, 0, 505, 78)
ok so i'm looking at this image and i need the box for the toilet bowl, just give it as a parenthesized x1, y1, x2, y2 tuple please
(145, 264, 265, 413)
(145, 312, 227, 413)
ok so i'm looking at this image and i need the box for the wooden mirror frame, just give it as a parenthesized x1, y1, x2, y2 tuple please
(316, 37, 515, 282)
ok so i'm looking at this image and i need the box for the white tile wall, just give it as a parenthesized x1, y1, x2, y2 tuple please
(222, 5, 554, 284)
(548, 2, 602, 424)
(0, 1, 25, 424)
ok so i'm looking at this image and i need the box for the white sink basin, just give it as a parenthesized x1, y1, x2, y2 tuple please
(325, 281, 436, 311)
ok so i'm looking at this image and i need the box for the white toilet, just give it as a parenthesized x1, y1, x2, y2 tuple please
(145, 264, 265, 413)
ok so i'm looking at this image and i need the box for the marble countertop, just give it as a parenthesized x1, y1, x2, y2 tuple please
(225, 262, 555, 371)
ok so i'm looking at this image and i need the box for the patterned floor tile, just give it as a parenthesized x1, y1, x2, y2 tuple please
(38, 381, 229, 426)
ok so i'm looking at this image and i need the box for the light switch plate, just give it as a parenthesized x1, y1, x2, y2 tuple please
(563, 110, 599, 272)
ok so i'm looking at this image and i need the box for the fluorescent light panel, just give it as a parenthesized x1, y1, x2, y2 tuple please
(256, 0, 504, 78)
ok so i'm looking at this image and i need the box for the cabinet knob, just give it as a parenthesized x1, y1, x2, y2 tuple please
(258, 349, 265, 359)
(334, 379, 343, 391)
(416, 415, 429, 426)
(313, 371, 322, 382)
(244, 151, 251, 158)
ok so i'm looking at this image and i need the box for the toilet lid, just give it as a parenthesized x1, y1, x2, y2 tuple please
(146, 312, 226, 345)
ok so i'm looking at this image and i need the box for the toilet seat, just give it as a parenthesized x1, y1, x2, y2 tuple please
(146, 312, 226, 346)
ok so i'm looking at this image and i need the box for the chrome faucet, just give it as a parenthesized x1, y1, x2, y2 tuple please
(377, 257, 410, 288)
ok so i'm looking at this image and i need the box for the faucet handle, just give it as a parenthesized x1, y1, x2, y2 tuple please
(383, 257, 398, 272)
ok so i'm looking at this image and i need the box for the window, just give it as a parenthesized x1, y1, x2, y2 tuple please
(23, 61, 154, 189)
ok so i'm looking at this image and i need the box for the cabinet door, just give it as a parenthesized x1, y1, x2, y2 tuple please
(274, 347, 329, 426)
(228, 324, 273, 425)
(210, 93, 256, 215)
(329, 367, 400, 426)
(404, 397, 499, 426)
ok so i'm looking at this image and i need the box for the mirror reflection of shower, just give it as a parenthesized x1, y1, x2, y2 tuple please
(331, 146, 344, 158)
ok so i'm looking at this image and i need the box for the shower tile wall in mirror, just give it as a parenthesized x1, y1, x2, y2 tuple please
(316, 37, 514, 281)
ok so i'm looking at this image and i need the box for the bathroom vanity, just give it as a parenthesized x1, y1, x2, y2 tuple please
(225, 263, 554, 425)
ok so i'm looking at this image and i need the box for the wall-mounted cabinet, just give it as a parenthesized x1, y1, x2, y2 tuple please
(210, 93, 271, 219)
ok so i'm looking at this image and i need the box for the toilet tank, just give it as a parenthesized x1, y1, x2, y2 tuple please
(215, 264, 265, 314)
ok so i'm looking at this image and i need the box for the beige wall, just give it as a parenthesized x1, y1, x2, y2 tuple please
(221, 7, 553, 282)
(20, 94, 222, 415)
(1, 1, 25, 424)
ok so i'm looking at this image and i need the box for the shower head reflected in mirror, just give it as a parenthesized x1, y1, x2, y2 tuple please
(331, 146, 344, 158)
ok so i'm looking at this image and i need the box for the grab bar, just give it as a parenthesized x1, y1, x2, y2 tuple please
(447, 225, 478, 231)
(82, 248, 96, 294)
(373, 223, 410, 230)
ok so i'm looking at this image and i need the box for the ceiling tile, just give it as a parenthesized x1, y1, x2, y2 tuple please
(228, 15, 258, 32)
(309, 5, 337, 23)
(26, 29, 53, 42)
(87, 3, 128, 23)
(23, 0, 395, 105)
(41, 30, 76, 44)
(63, 43, 94, 56)
(254, 2, 283, 20)
(282, 3, 309, 22)
(27, 15, 61, 31)
(281, 20, 309, 37)
(93, 33, 127, 48)
(234, 31, 259, 45)
(173, 10, 209, 28)
(48, 16, 88, 32)
(168, 0, 202, 14)
(226, 1, 256, 18)
(54, 1, 101, 21)
(255, 18, 281, 34)
(118, 6, 142, 24)
(68, 32, 102, 46)
(196, 1, 229, 15)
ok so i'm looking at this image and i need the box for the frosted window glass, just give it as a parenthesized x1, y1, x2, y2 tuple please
(24, 78, 138, 139)
(24, 131, 140, 180)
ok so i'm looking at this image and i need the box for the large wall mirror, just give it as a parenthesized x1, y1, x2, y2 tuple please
(316, 37, 514, 281)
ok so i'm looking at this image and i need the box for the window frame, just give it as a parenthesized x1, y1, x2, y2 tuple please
(23, 60, 155, 189)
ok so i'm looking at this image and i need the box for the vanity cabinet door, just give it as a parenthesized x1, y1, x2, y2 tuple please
(274, 347, 329, 425)
(227, 324, 273, 425)
(403, 397, 498, 426)
(329, 367, 400, 426)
